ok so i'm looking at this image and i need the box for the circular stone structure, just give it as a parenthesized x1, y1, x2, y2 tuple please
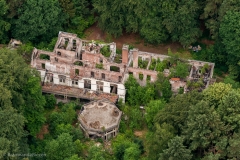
(78, 99, 122, 140)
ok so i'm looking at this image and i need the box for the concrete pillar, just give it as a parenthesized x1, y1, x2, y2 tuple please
(122, 44, 129, 64)
(132, 48, 139, 68)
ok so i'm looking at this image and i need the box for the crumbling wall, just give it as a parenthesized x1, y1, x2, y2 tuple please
(128, 67, 158, 83)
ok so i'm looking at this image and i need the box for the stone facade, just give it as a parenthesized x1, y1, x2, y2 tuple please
(78, 99, 122, 140)
(31, 31, 215, 102)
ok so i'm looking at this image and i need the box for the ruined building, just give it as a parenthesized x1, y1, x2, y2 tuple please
(31, 31, 215, 103)
(78, 99, 122, 140)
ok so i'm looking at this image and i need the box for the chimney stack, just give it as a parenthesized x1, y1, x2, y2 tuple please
(122, 44, 129, 64)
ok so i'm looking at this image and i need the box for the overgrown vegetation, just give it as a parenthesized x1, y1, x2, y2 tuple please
(100, 45, 111, 57)
(74, 61, 83, 66)
(138, 58, 149, 69)
(96, 63, 104, 69)
(155, 59, 168, 72)
(149, 58, 157, 70)
(40, 54, 50, 60)
(110, 66, 120, 72)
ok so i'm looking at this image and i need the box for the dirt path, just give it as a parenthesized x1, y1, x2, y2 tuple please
(36, 124, 49, 139)
(84, 23, 182, 54)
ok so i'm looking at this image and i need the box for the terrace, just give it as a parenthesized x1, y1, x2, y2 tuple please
(42, 84, 118, 103)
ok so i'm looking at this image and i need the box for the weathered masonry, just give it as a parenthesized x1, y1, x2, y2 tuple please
(31, 31, 215, 102)
(78, 99, 122, 140)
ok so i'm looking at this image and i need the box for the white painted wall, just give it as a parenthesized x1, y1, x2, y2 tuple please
(103, 82, 110, 93)
(79, 79, 84, 88)
(45, 62, 56, 72)
(91, 79, 97, 91)
(117, 84, 126, 95)
(53, 73, 59, 84)
(39, 70, 46, 82)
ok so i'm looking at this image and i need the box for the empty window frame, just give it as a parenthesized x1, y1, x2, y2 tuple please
(110, 84, 118, 94)
(40, 54, 50, 60)
(42, 63, 45, 69)
(59, 75, 66, 83)
(91, 71, 94, 78)
(147, 75, 151, 81)
(102, 73, 105, 80)
(139, 73, 143, 80)
(110, 66, 120, 72)
(47, 73, 53, 82)
(75, 69, 79, 75)
(118, 76, 122, 82)
(84, 79, 91, 89)
(72, 80, 78, 85)
(96, 81, 104, 91)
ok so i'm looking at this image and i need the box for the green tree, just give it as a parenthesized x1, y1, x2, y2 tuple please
(112, 134, 141, 160)
(159, 136, 192, 160)
(0, 107, 26, 159)
(14, 0, 65, 43)
(49, 111, 65, 135)
(48, 103, 76, 136)
(203, 82, 232, 106)
(93, 0, 140, 37)
(0, 0, 10, 43)
(154, 73, 172, 101)
(200, 0, 223, 39)
(67, 0, 94, 37)
(124, 75, 147, 105)
(66, 154, 83, 160)
(218, 90, 240, 131)
(88, 145, 107, 160)
(6, 0, 25, 18)
(219, 11, 240, 79)
(227, 131, 240, 159)
(145, 100, 165, 130)
(45, 133, 75, 160)
(147, 123, 176, 160)
(55, 124, 73, 136)
(22, 76, 46, 136)
(139, 1, 169, 44)
(61, 102, 76, 124)
(0, 48, 31, 109)
(170, 61, 189, 78)
(201, 153, 221, 160)
(220, 11, 240, 55)
(0, 48, 46, 137)
(155, 90, 203, 133)
(123, 143, 141, 160)
(129, 107, 144, 130)
(183, 101, 225, 153)
(44, 94, 56, 109)
(224, 76, 240, 89)
(113, 134, 130, 160)
(59, 0, 75, 18)
(160, 0, 201, 47)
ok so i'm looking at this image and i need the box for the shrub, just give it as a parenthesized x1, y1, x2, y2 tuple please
(44, 94, 56, 109)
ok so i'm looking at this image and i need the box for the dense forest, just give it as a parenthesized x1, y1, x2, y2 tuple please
(1, 0, 240, 81)
(1, 0, 240, 160)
